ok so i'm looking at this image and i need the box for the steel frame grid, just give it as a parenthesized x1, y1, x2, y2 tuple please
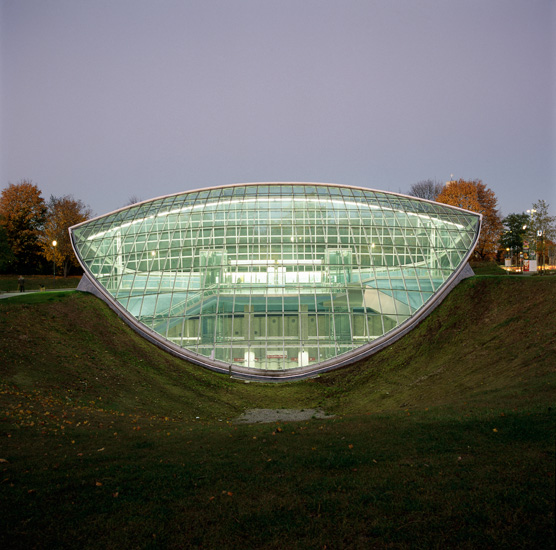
(70, 182, 481, 380)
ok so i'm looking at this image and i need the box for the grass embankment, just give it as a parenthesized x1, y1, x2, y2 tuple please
(1, 275, 554, 549)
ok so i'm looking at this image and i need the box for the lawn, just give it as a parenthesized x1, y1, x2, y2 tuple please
(0, 274, 81, 293)
(1, 274, 554, 549)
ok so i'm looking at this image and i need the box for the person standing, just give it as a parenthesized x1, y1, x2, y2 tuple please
(18, 275, 25, 292)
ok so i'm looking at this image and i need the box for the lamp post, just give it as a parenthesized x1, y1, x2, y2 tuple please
(521, 225, 528, 273)
(52, 240, 57, 280)
(526, 209, 537, 273)
(537, 230, 544, 274)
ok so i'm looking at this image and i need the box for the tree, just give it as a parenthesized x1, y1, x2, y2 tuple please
(500, 213, 529, 251)
(436, 179, 503, 260)
(408, 179, 445, 201)
(0, 180, 47, 273)
(0, 218, 15, 272)
(527, 199, 556, 241)
(40, 195, 93, 277)
(125, 195, 143, 206)
(526, 200, 556, 270)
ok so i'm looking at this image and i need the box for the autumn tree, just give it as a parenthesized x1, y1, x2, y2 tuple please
(0, 180, 47, 272)
(408, 179, 444, 201)
(40, 195, 93, 277)
(436, 179, 503, 260)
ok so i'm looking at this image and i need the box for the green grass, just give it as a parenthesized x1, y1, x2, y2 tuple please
(1, 405, 552, 549)
(469, 260, 509, 275)
(0, 274, 81, 293)
(1, 275, 555, 548)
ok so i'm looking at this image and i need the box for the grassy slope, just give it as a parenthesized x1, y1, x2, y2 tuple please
(0, 291, 323, 420)
(321, 274, 556, 413)
(1, 275, 554, 549)
(1, 274, 554, 418)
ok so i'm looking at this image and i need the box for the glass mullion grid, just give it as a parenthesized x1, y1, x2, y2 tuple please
(180, 217, 195, 273)
(227, 288, 236, 363)
(153, 215, 174, 274)
(111, 228, 135, 297)
(316, 195, 332, 243)
(96, 236, 121, 290)
(308, 289, 318, 363)
(74, 184, 485, 372)
(312, 206, 326, 248)
(412, 216, 439, 270)
(358, 224, 374, 274)
(399, 208, 426, 269)
(391, 223, 408, 270)
(352, 207, 373, 341)
(190, 207, 205, 281)
(373, 285, 392, 336)
(349, 209, 372, 340)
(376, 214, 392, 267)
(343, 285, 355, 350)
(163, 273, 181, 340)
(430, 224, 454, 275)
(276, 294, 284, 369)
(391, 233, 413, 315)
(129, 224, 152, 274)
(208, 292, 220, 351)
(439, 228, 461, 269)
(91, 234, 114, 289)
(123, 218, 150, 273)
(162, 214, 184, 272)
(327, 285, 338, 356)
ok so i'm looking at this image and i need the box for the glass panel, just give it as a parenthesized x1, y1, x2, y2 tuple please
(71, 183, 480, 372)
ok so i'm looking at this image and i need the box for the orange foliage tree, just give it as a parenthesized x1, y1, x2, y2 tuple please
(41, 195, 93, 277)
(0, 180, 47, 272)
(436, 179, 503, 260)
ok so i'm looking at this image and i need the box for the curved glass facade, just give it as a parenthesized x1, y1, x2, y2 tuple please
(70, 183, 481, 378)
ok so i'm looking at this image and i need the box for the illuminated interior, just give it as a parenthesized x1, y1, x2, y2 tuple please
(70, 183, 481, 376)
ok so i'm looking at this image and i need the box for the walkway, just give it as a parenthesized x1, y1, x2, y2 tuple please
(0, 289, 76, 299)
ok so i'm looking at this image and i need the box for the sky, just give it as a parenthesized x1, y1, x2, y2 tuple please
(1, 0, 554, 219)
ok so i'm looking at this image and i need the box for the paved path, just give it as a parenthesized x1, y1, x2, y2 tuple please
(234, 408, 335, 424)
(0, 289, 76, 299)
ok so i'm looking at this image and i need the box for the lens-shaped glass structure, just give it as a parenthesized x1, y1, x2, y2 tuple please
(70, 183, 481, 379)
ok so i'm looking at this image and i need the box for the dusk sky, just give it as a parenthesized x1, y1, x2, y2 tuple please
(1, 0, 554, 219)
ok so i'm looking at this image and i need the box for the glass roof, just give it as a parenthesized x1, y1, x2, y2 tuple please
(70, 183, 481, 378)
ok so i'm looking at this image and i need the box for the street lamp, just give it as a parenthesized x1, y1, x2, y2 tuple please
(537, 230, 544, 274)
(52, 240, 57, 280)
